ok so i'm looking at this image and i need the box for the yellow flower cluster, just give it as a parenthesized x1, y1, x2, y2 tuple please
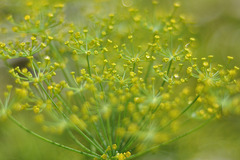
(0, 0, 239, 160)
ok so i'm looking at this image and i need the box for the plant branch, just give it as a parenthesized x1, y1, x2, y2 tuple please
(128, 116, 213, 159)
(9, 115, 100, 159)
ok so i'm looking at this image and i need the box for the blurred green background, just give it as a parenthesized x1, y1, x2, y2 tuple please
(1, 0, 240, 159)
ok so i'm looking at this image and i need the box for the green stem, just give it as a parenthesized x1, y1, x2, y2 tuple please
(107, 117, 113, 146)
(38, 83, 104, 154)
(128, 117, 213, 159)
(144, 38, 155, 83)
(160, 95, 200, 131)
(120, 112, 152, 152)
(161, 59, 172, 87)
(9, 116, 99, 159)
(98, 109, 110, 147)
(39, 83, 67, 117)
(144, 59, 153, 83)
(86, 55, 91, 77)
(116, 113, 122, 148)
(67, 129, 101, 157)
(93, 122, 108, 149)
(61, 68, 74, 86)
(132, 62, 136, 72)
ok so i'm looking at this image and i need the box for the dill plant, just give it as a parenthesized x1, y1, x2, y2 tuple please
(0, 1, 240, 159)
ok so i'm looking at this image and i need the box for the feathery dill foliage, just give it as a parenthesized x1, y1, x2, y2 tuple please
(0, 1, 240, 160)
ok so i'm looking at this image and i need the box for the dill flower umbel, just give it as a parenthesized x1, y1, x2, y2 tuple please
(0, 1, 239, 160)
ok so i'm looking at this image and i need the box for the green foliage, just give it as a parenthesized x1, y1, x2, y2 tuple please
(0, 0, 239, 160)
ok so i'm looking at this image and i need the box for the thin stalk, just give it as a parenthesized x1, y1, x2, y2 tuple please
(67, 129, 101, 157)
(160, 94, 199, 131)
(49, 42, 74, 86)
(144, 38, 155, 83)
(44, 80, 103, 151)
(9, 116, 100, 159)
(128, 117, 213, 159)
(116, 113, 122, 148)
(61, 68, 74, 86)
(97, 107, 110, 147)
(86, 54, 91, 77)
(43, 80, 72, 113)
(55, 94, 72, 113)
(132, 62, 136, 72)
(120, 112, 152, 152)
(161, 59, 172, 87)
(107, 117, 113, 145)
(144, 59, 154, 83)
(92, 122, 108, 149)
(38, 82, 104, 154)
(121, 100, 161, 151)
(39, 83, 68, 117)
(83, 128, 105, 152)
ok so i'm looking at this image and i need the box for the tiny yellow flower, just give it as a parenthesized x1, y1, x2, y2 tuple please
(24, 15, 30, 21)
